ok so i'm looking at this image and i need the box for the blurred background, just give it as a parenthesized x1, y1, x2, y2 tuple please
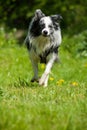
(0, 0, 87, 57)
(0, 1, 87, 129)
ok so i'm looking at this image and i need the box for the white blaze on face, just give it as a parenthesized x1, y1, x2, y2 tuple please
(41, 17, 53, 36)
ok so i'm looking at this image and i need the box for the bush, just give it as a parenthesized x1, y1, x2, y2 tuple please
(0, 27, 18, 47)
(62, 30, 87, 58)
(0, 0, 87, 34)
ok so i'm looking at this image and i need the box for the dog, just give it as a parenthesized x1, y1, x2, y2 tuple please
(25, 9, 62, 87)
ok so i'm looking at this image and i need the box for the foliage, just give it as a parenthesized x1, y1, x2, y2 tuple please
(0, 35, 87, 130)
(0, 0, 87, 55)
(0, 0, 87, 33)
(0, 27, 18, 47)
(0, 26, 87, 58)
(62, 30, 87, 57)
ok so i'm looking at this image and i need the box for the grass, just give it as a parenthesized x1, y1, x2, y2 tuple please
(0, 40, 87, 130)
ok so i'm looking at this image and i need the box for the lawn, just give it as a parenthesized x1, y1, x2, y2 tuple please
(0, 37, 87, 130)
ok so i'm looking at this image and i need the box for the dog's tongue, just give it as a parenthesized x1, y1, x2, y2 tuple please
(35, 9, 45, 19)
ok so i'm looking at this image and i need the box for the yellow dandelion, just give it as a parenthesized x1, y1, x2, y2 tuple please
(84, 63, 87, 68)
(57, 79, 65, 86)
(49, 77, 54, 81)
(59, 79, 65, 83)
(41, 64, 45, 69)
(71, 82, 78, 86)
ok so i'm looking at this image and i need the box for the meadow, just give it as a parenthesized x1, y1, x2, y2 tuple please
(0, 28, 87, 130)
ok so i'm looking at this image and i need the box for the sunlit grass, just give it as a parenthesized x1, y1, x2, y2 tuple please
(0, 43, 87, 130)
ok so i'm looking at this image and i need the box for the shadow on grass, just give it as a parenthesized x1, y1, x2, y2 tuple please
(12, 77, 39, 88)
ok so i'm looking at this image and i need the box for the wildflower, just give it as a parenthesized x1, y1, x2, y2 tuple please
(84, 63, 87, 68)
(41, 64, 45, 69)
(49, 77, 54, 81)
(57, 79, 65, 86)
(71, 82, 78, 87)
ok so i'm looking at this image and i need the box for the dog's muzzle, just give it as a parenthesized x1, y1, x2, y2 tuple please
(42, 30, 49, 37)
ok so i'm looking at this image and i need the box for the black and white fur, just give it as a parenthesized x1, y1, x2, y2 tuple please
(25, 9, 62, 87)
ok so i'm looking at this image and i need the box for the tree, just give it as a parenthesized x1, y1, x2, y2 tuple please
(0, 0, 87, 34)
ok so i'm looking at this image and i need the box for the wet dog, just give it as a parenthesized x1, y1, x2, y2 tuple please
(25, 9, 62, 87)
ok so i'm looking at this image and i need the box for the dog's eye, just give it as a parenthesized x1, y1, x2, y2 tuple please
(39, 20, 44, 25)
(40, 23, 45, 28)
(49, 25, 53, 28)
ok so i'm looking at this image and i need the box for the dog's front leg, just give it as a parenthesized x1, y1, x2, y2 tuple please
(39, 53, 57, 87)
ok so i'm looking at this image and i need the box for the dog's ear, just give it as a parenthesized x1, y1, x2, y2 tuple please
(51, 14, 63, 22)
(34, 9, 45, 20)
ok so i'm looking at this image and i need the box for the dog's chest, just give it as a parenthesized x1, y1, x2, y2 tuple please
(30, 36, 51, 55)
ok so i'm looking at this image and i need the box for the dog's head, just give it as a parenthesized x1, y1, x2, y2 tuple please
(30, 9, 62, 37)
(39, 14, 62, 36)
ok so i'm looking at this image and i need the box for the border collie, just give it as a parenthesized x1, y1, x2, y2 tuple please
(25, 9, 62, 87)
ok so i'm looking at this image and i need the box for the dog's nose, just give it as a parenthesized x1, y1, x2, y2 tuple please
(43, 30, 48, 36)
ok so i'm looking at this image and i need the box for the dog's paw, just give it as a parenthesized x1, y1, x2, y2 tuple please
(39, 78, 45, 86)
(39, 74, 48, 87)
(31, 77, 39, 83)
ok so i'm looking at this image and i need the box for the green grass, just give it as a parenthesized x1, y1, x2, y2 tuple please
(0, 43, 87, 130)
